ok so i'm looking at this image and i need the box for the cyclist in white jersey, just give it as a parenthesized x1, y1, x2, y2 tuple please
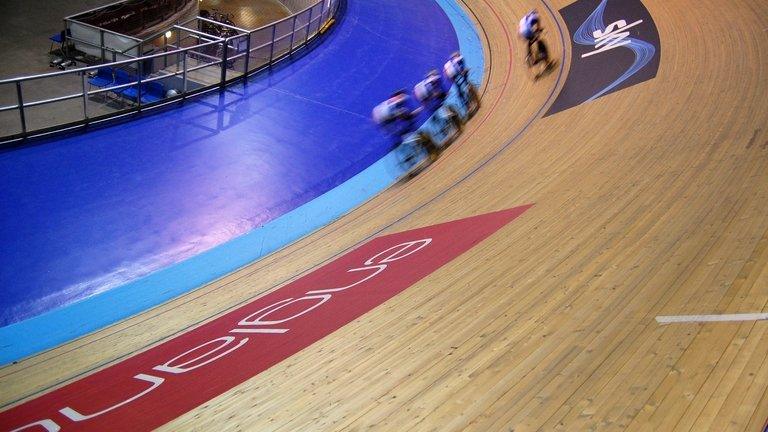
(372, 90, 413, 125)
(518, 10, 552, 76)
(519, 10, 541, 41)
(444, 52, 468, 86)
(414, 70, 447, 104)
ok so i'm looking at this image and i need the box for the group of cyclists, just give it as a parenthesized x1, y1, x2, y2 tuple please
(372, 51, 479, 168)
(373, 53, 470, 126)
(371, 9, 554, 175)
(373, 54, 478, 132)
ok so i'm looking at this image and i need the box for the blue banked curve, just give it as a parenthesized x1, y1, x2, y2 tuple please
(0, 0, 480, 363)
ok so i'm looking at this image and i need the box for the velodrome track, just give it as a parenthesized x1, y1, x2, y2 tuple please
(2, 0, 768, 430)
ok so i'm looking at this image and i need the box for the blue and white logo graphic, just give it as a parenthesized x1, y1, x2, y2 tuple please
(546, 0, 660, 116)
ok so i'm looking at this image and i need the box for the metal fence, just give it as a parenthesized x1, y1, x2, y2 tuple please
(277, 0, 320, 14)
(0, 0, 340, 145)
(65, 20, 143, 63)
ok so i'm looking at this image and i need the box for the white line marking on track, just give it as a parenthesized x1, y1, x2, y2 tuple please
(656, 313, 768, 324)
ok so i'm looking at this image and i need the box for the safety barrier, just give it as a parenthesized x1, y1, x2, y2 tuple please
(277, 0, 320, 14)
(0, 0, 341, 145)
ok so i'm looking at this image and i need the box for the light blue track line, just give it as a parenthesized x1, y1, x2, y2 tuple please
(433, 0, 485, 86)
(0, 0, 484, 366)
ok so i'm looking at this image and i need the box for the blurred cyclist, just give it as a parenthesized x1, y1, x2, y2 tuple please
(414, 70, 447, 105)
(372, 90, 418, 126)
(519, 9, 542, 59)
(443, 52, 479, 113)
(444, 52, 468, 87)
(519, 10, 553, 76)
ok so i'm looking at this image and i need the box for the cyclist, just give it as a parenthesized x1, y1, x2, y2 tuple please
(372, 90, 417, 126)
(414, 70, 447, 105)
(443, 52, 479, 113)
(399, 131, 440, 173)
(519, 10, 552, 75)
(443, 52, 468, 87)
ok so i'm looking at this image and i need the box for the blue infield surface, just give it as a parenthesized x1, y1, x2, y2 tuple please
(0, 0, 483, 364)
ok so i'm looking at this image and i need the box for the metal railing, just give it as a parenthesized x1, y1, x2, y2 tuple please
(64, 20, 143, 63)
(0, 0, 341, 145)
(63, 0, 196, 63)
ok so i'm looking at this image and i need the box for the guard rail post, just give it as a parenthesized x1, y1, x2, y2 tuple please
(81, 72, 88, 119)
(100, 30, 106, 62)
(220, 39, 229, 86)
(182, 50, 188, 94)
(244, 34, 251, 76)
(137, 60, 144, 110)
(289, 15, 298, 53)
(16, 82, 26, 134)
(269, 25, 276, 62)
(176, 30, 182, 72)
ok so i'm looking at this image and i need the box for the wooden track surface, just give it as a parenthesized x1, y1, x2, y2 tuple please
(2, 0, 768, 430)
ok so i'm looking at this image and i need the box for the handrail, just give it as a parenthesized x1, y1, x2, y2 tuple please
(0, 39, 223, 85)
(120, 24, 224, 54)
(67, 35, 140, 59)
(195, 16, 251, 34)
(65, 18, 143, 43)
(0, 0, 340, 144)
(64, 0, 194, 42)
(174, 25, 226, 41)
